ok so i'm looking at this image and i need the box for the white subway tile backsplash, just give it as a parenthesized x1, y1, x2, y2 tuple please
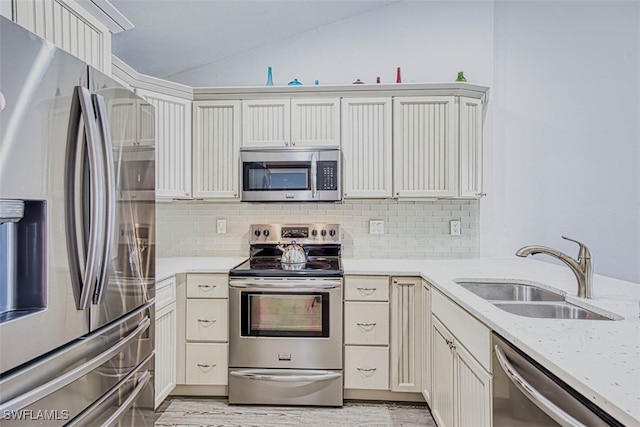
(156, 199, 480, 259)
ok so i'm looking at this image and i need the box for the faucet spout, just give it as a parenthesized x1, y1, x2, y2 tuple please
(516, 236, 593, 299)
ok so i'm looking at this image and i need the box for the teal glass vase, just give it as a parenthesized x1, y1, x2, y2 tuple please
(266, 66, 274, 86)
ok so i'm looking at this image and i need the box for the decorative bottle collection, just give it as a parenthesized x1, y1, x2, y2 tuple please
(264, 66, 470, 85)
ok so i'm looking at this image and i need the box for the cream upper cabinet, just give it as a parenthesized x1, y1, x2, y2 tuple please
(390, 277, 422, 393)
(393, 96, 457, 198)
(12, 0, 111, 73)
(137, 89, 192, 200)
(192, 100, 241, 200)
(341, 98, 392, 198)
(459, 97, 484, 198)
(242, 98, 340, 148)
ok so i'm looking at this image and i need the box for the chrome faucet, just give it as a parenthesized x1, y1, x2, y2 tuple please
(516, 236, 593, 299)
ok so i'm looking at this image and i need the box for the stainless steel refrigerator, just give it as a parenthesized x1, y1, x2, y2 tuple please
(0, 16, 155, 426)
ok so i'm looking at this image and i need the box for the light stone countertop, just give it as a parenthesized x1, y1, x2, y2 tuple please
(156, 256, 640, 426)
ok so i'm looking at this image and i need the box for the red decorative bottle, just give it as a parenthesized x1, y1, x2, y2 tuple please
(396, 67, 402, 83)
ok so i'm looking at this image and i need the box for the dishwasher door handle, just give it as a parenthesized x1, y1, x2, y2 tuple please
(494, 345, 586, 427)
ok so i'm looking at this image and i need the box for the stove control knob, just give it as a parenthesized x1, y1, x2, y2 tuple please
(329, 229, 336, 237)
(321, 229, 327, 237)
(254, 230, 261, 237)
(263, 230, 270, 237)
(311, 229, 318, 237)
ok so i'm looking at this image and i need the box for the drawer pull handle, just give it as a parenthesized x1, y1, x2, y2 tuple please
(356, 367, 377, 377)
(197, 319, 217, 326)
(197, 363, 216, 371)
(198, 284, 216, 290)
(356, 322, 377, 332)
(356, 287, 376, 295)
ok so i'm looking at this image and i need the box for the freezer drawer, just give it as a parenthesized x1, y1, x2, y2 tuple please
(0, 304, 153, 426)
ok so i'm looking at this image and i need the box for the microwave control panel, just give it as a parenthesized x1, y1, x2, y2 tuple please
(317, 161, 338, 190)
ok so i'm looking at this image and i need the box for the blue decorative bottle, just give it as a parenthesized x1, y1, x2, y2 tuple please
(266, 66, 274, 86)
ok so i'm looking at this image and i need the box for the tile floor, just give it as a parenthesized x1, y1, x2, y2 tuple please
(154, 397, 437, 427)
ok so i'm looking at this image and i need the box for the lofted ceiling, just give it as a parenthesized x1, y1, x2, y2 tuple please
(109, 0, 398, 83)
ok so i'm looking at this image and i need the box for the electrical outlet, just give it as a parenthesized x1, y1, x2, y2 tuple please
(450, 220, 461, 236)
(369, 220, 384, 235)
(217, 219, 227, 234)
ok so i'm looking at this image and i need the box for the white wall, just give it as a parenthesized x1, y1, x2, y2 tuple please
(485, 1, 640, 282)
(169, 1, 494, 87)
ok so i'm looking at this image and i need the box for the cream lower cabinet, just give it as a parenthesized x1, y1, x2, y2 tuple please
(431, 288, 492, 427)
(344, 275, 390, 390)
(192, 101, 241, 200)
(421, 280, 432, 404)
(155, 277, 177, 408)
(184, 274, 229, 386)
(137, 89, 192, 200)
(390, 277, 422, 392)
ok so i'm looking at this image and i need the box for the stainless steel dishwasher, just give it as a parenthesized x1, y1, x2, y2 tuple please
(492, 333, 623, 426)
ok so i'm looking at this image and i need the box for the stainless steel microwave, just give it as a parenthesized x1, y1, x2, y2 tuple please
(240, 147, 341, 202)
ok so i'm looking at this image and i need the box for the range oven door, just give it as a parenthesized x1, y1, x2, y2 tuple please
(240, 147, 341, 202)
(229, 278, 342, 370)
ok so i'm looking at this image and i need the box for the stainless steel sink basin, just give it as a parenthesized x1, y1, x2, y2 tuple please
(456, 281, 564, 302)
(492, 302, 615, 321)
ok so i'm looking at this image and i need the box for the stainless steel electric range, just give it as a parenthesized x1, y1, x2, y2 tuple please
(228, 224, 343, 407)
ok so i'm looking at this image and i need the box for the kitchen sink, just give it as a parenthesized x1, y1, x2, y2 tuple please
(492, 302, 617, 321)
(456, 281, 564, 302)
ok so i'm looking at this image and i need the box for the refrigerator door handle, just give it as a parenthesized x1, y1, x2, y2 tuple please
(0, 316, 150, 413)
(102, 370, 151, 427)
(65, 86, 103, 310)
(91, 93, 116, 304)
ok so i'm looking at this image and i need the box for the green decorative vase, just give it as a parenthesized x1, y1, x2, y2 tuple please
(456, 71, 467, 82)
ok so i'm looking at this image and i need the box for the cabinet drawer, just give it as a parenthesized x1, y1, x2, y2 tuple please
(156, 277, 176, 311)
(344, 302, 389, 345)
(186, 274, 228, 298)
(186, 300, 228, 342)
(432, 288, 491, 371)
(185, 343, 228, 385)
(344, 346, 389, 390)
(344, 276, 389, 301)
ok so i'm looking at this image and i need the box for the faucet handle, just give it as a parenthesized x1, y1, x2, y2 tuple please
(561, 236, 592, 259)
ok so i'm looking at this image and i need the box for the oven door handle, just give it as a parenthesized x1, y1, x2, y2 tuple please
(494, 345, 586, 427)
(230, 280, 341, 290)
(230, 370, 340, 383)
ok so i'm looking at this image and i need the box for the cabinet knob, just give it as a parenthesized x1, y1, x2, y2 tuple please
(393, 279, 398, 284)
(291, 141, 296, 146)
(285, 142, 289, 146)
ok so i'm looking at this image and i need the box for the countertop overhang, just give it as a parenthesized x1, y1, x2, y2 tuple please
(156, 256, 640, 426)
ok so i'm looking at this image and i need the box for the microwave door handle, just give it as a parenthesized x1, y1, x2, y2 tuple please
(311, 153, 317, 199)
(91, 94, 116, 304)
(494, 345, 586, 427)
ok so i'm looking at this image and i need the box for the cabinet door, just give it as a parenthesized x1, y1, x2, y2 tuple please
(341, 98, 392, 198)
(13, 0, 112, 72)
(393, 96, 457, 198)
(455, 339, 492, 427)
(193, 101, 241, 199)
(390, 277, 421, 392)
(108, 98, 137, 147)
(242, 99, 290, 147)
(432, 316, 455, 427)
(421, 281, 432, 404)
(291, 98, 340, 147)
(459, 97, 483, 198)
(137, 90, 192, 200)
(155, 301, 176, 408)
